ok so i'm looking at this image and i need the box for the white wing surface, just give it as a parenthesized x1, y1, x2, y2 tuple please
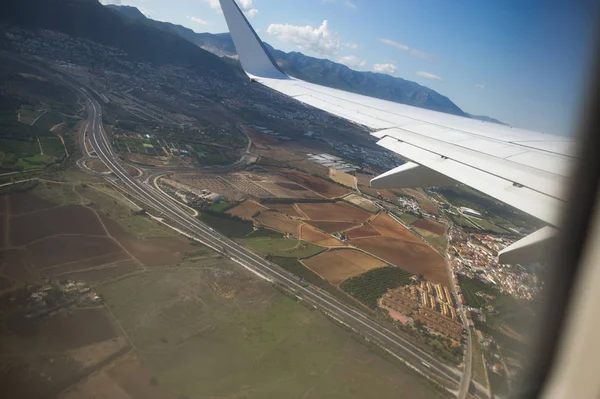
(219, 0, 574, 262)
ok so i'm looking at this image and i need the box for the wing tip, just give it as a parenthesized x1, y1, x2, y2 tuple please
(219, 0, 287, 80)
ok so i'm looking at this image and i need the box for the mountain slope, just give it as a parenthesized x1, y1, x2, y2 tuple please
(466, 113, 507, 125)
(0, 0, 237, 78)
(105, 5, 466, 116)
(264, 43, 466, 117)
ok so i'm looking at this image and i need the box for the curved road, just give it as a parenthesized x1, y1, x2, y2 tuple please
(78, 85, 489, 398)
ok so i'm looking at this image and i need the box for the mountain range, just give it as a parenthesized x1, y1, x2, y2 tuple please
(0, 0, 239, 79)
(0, 0, 504, 123)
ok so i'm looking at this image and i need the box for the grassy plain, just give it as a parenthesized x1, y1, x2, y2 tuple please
(238, 236, 324, 258)
(98, 267, 447, 399)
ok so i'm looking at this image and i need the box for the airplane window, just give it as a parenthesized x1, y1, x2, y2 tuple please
(0, 1, 597, 398)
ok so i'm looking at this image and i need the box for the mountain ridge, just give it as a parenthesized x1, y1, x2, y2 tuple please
(108, 5, 507, 123)
(0, 0, 239, 79)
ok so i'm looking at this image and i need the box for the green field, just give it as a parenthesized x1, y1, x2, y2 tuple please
(341, 267, 413, 309)
(209, 201, 232, 213)
(98, 267, 448, 399)
(239, 237, 324, 258)
(38, 136, 66, 158)
(424, 235, 447, 254)
(439, 186, 543, 230)
(471, 329, 489, 388)
(18, 107, 44, 125)
(199, 211, 254, 238)
(459, 274, 534, 352)
(465, 216, 509, 234)
(398, 213, 419, 225)
(245, 228, 283, 239)
(33, 111, 64, 130)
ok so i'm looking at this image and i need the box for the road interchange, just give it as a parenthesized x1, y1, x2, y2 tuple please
(78, 86, 489, 398)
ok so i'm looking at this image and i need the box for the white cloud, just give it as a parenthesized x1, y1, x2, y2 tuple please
(374, 63, 397, 75)
(345, 42, 359, 49)
(344, 0, 357, 9)
(379, 38, 431, 60)
(408, 49, 431, 60)
(416, 71, 443, 81)
(199, 0, 258, 18)
(379, 38, 408, 51)
(338, 55, 366, 69)
(476, 83, 485, 89)
(187, 16, 208, 25)
(267, 20, 341, 57)
(323, 0, 357, 9)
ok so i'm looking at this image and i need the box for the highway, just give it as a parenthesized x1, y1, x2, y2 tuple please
(78, 87, 490, 398)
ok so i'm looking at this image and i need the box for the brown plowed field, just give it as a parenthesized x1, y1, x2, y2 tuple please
(40, 252, 131, 277)
(371, 213, 421, 242)
(8, 192, 55, 215)
(257, 182, 320, 199)
(302, 249, 386, 285)
(344, 224, 382, 239)
(27, 235, 122, 269)
(10, 205, 105, 247)
(49, 260, 141, 282)
(266, 203, 303, 217)
(306, 221, 360, 234)
(226, 200, 267, 221)
(300, 224, 345, 247)
(1, 249, 34, 283)
(254, 211, 302, 235)
(1, 308, 118, 353)
(349, 236, 448, 286)
(413, 218, 446, 236)
(99, 215, 192, 268)
(277, 169, 350, 198)
(107, 355, 174, 399)
(296, 202, 372, 222)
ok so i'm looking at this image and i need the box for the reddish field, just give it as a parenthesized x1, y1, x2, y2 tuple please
(258, 181, 321, 199)
(306, 221, 360, 234)
(300, 224, 345, 247)
(28, 235, 122, 269)
(1, 191, 200, 290)
(41, 253, 132, 279)
(302, 249, 386, 285)
(10, 205, 105, 247)
(344, 224, 382, 239)
(0, 249, 34, 284)
(0, 197, 7, 250)
(60, 260, 141, 283)
(266, 203, 303, 217)
(413, 218, 446, 236)
(100, 215, 193, 268)
(296, 202, 372, 222)
(8, 192, 56, 215)
(349, 236, 449, 285)
(1, 308, 119, 353)
(371, 213, 421, 242)
(106, 355, 174, 399)
(277, 169, 350, 198)
(226, 200, 267, 221)
(419, 201, 439, 215)
(254, 211, 302, 235)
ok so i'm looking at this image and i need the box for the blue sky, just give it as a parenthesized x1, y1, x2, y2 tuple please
(101, 0, 599, 135)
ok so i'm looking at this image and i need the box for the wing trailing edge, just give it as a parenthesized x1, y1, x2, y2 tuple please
(219, 0, 573, 264)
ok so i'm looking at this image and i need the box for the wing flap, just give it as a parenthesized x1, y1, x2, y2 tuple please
(219, 0, 574, 231)
(376, 135, 562, 225)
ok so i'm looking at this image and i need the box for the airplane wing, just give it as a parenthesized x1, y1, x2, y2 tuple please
(219, 0, 575, 263)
